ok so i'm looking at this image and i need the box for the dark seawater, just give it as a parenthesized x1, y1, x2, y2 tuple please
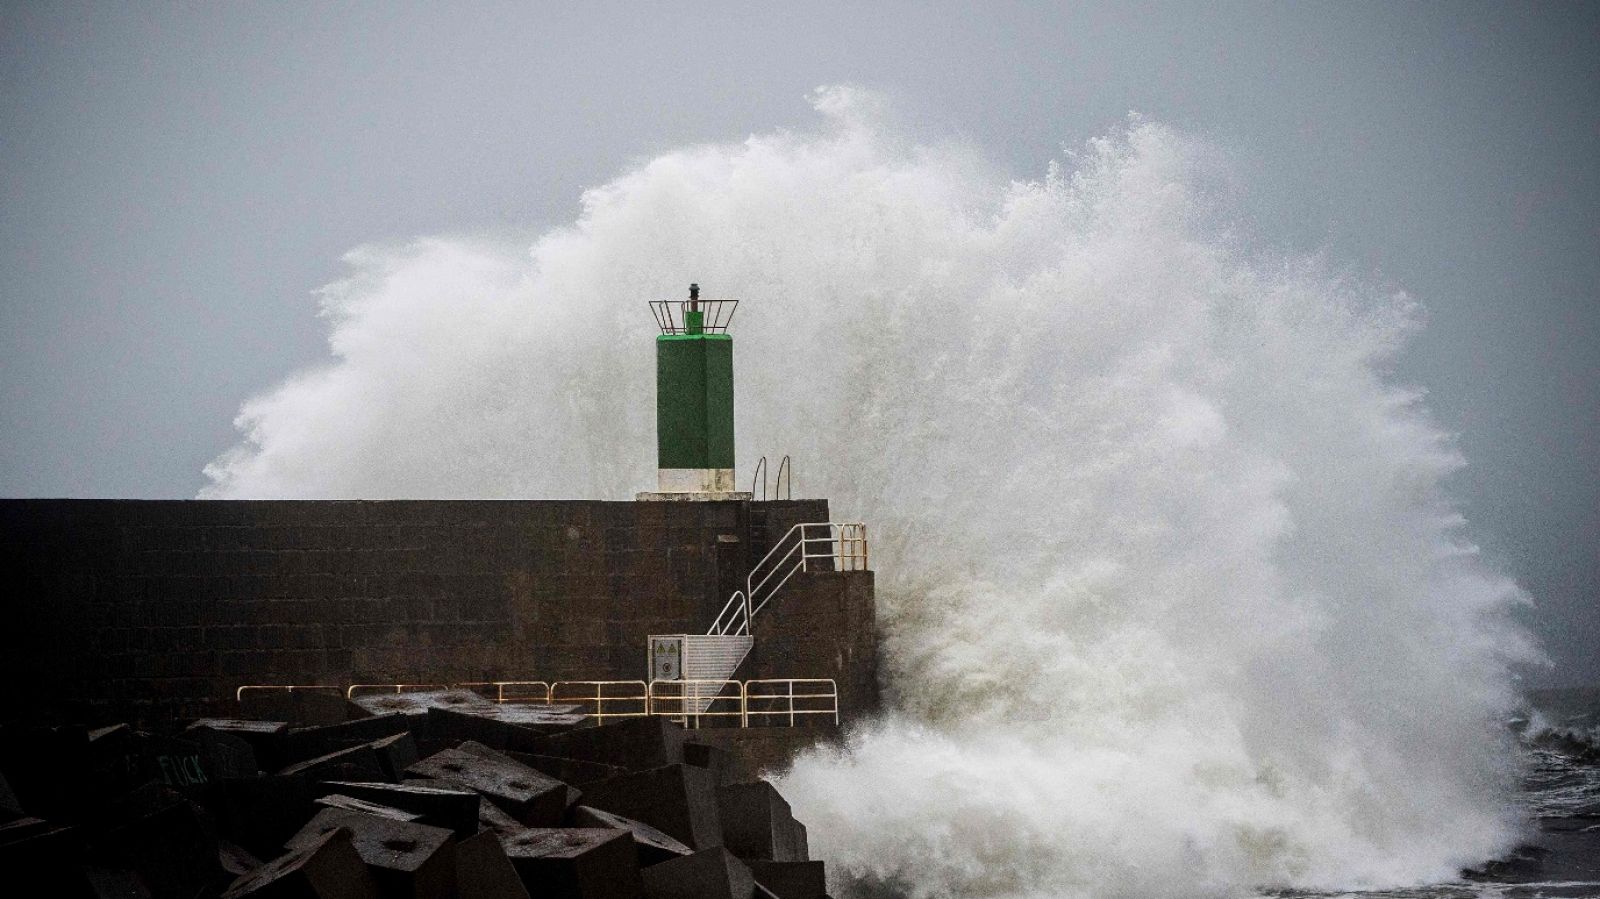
(1273, 688, 1600, 899)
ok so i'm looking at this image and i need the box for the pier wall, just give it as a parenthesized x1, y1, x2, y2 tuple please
(0, 498, 877, 726)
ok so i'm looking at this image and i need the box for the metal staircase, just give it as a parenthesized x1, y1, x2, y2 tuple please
(651, 521, 868, 716)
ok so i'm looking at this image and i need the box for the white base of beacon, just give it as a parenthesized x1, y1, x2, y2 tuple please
(637, 468, 750, 502)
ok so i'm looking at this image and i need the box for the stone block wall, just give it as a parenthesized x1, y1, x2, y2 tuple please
(746, 571, 879, 720)
(0, 498, 875, 725)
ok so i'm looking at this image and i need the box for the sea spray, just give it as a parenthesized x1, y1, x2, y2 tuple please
(203, 87, 1536, 897)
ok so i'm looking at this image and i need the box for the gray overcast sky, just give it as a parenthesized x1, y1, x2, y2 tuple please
(2, 2, 1596, 685)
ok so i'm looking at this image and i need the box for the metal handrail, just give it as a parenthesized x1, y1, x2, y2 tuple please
(709, 521, 868, 635)
(648, 299, 738, 335)
(775, 455, 792, 500)
(455, 681, 552, 704)
(648, 679, 746, 728)
(345, 683, 451, 698)
(744, 678, 839, 726)
(236, 678, 835, 729)
(709, 589, 749, 636)
(753, 456, 768, 500)
(550, 680, 648, 723)
(235, 684, 343, 702)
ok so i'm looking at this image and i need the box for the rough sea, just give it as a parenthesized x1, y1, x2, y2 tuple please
(201, 87, 1577, 898)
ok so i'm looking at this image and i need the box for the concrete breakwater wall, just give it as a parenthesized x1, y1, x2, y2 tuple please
(0, 499, 878, 725)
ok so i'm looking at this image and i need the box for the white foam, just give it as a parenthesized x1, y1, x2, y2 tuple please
(203, 87, 1537, 897)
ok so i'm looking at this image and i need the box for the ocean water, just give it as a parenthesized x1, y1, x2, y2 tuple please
(203, 87, 1558, 897)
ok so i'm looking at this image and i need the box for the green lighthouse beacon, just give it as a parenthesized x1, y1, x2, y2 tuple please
(642, 284, 749, 499)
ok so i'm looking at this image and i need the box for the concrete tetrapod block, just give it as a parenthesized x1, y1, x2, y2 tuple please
(500, 827, 643, 899)
(717, 782, 807, 862)
(748, 861, 827, 899)
(319, 782, 480, 838)
(455, 830, 532, 899)
(287, 808, 457, 899)
(223, 826, 380, 899)
(639, 847, 755, 899)
(571, 804, 693, 866)
(522, 718, 686, 772)
(581, 764, 721, 851)
(407, 742, 568, 826)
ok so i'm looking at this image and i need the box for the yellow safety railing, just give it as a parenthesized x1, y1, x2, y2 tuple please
(710, 521, 869, 636)
(345, 683, 451, 698)
(743, 678, 839, 726)
(235, 684, 344, 702)
(452, 681, 552, 704)
(238, 678, 838, 729)
(648, 679, 746, 728)
(550, 680, 649, 723)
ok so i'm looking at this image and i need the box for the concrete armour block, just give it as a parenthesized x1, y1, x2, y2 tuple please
(522, 718, 685, 771)
(287, 808, 457, 899)
(0, 723, 93, 819)
(219, 838, 265, 877)
(406, 743, 567, 826)
(278, 742, 388, 783)
(681, 742, 733, 785)
(280, 715, 410, 765)
(571, 804, 692, 866)
(423, 704, 586, 749)
(458, 739, 587, 812)
(0, 769, 22, 821)
(581, 764, 721, 851)
(718, 782, 806, 862)
(223, 826, 380, 899)
(367, 732, 419, 783)
(455, 831, 532, 899)
(475, 796, 526, 838)
(315, 794, 423, 822)
(318, 782, 479, 838)
(749, 861, 827, 899)
(193, 726, 263, 779)
(501, 827, 642, 899)
(507, 750, 630, 788)
(788, 820, 808, 862)
(83, 865, 150, 898)
(99, 729, 215, 796)
(214, 774, 316, 858)
(97, 783, 224, 899)
(0, 816, 83, 883)
(639, 847, 754, 899)
(190, 719, 289, 771)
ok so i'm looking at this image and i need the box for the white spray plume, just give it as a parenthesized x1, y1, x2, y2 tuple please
(204, 87, 1536, 897)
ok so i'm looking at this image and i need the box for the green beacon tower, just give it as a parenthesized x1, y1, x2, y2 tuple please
(646, 284, 744, 497)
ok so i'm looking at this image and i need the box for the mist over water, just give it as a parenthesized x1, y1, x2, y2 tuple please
(204, 88, 1537, 897)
